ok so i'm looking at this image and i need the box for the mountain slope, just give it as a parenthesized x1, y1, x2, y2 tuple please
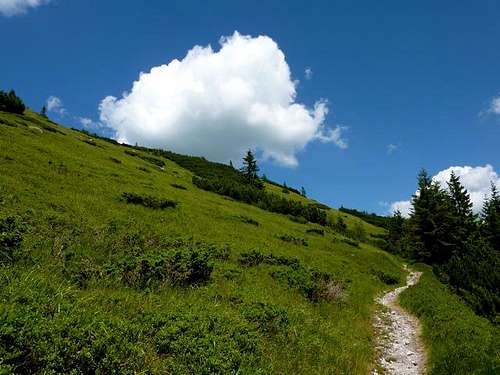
(0, 110, 404, 374)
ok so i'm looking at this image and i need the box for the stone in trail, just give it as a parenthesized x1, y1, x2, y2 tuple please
(372, 269, 426, 375)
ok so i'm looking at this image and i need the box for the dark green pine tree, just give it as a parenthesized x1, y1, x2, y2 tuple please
(240, 149, 259, 182)
(229, 160, 234, 169)
(481, 183, 500, 250)
(410, 169, 454, 263)
(447, 171, 477, 254)
(301, 186, 306, 197)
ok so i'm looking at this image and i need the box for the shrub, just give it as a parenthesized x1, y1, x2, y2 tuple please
(288, 215, 308, 224)
(341, 238, 360, 248)
(237, 215, 259, 226)
(239, 250, 299, 268)
(111, 246, 213, 288)
(109, 157, 122, 164)
(278, 234, 308, 247)
(272, 266, 345, 302)
(192, 176, 328, 226)
(170, 183, 187, 190)
(240, 302, 289, 335)
(372, 269, 400, 285)
(306, 228, 324, 236)
(121, 192, 177, 209)
(0, 216, 25, 263)
(0, 90, 25, 114)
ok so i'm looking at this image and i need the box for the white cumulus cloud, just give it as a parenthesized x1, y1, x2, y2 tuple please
(0, 0, 50, 16)
(390, 165, 500, 217)
(99, 32, 347, 167)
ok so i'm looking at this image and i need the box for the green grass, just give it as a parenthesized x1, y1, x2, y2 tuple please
(0, 110, 408, 373)
(399, 264, 500, 374)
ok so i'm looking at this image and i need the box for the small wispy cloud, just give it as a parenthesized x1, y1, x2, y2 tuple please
(46, 96, 67, 116)
(489, 96, 500, 115)
(387, 143, 398, 155)
(304, 67, 313, 80)
(479, 95, 500, 118)
(0, 0, 51, 17)
(45, 95, 104, 131)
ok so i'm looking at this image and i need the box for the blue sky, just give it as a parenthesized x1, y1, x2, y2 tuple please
(1, 0, 499, 214)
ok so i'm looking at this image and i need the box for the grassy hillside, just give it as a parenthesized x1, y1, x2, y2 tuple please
(0, 110, 406, 373)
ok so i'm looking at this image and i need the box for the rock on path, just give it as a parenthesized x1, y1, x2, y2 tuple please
(373, 270, 426, 375)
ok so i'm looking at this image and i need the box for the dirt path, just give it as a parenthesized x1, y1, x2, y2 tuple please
(372, 269, 426, 375)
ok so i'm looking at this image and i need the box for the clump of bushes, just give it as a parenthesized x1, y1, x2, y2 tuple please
(272, 266, 345, 302)
(110, 246, 213, 288)
(306, 228, 324, 236)
(278, 234, 308, 247)
(0, 90, 25, 114)
(239, 250, 299, 268)
(240, 302, 289, 335)
(109, 156, 122, 164)
(125, 149, 165, 167)
(372, 269, 400, 285)
(237, 215, 259, 226)
(341, 238, 360, 248)
(0, 216, 25, 264)
(288, 215, 308, 224)
(121, 192, 177, 209)
(193, 176, 327, 226)
(170, 183, 187, 190)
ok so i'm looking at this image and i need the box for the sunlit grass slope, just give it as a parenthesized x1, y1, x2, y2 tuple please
(0, 110, 403, 374)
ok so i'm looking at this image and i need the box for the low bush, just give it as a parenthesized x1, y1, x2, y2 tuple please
(272, 266, 345, 302)
(121, 192, 177, 209)
(237, 215, 259, 226)
(0, 216, 25, 264)
(372, 269, 400, 285)
(288, 215, 308, 224)
(306, 228, 324, 236)
(170, 183, 187, 190)
(110, 246, 213, 288)
(193, 176, 327, 226)
(239, 250, 299, 268)
(109, 157, 122, 164)
(341, 238, 360, 248)
(278, 234, 308, 247)
(240, 302, 289, 335)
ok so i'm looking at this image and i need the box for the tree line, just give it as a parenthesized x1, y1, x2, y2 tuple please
(0, 90, 25, 114)
(386, 170, 499, 321)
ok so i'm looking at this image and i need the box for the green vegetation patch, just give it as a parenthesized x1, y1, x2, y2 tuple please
(121, 192, 177, 209)
(399, 265, 500, 374)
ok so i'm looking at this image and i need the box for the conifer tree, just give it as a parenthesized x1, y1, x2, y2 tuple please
(410, 169, 454, 263)
(447, 171, 477, 254)
(240, 149, 259, 182)
(40, 105, 48, 118)
(301, 186, 306, 197)
(482, 183, 500, 250)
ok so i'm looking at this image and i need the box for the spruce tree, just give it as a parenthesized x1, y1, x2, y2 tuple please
(447, 171, 477, 255)
(40, 105, 48, 118)
(410, 169, 454, 263)
(301, 187, 306, 197)
(482, 183, 500, 250)
(240, 149, 259, 183)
